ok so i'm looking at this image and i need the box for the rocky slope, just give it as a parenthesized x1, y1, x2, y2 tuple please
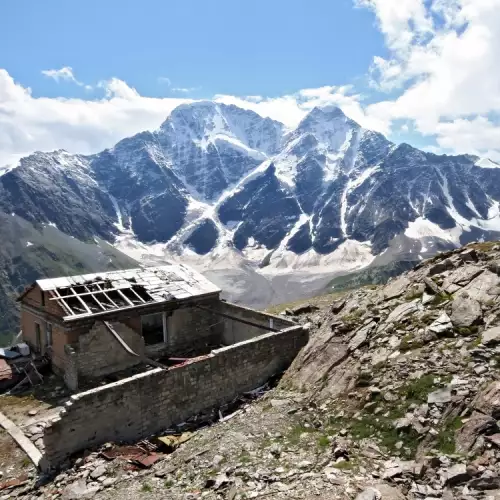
(2, 102, 500, 314)
(6, 241, 500, 499)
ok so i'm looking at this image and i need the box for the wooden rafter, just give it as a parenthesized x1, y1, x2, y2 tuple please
(69, 287, 93, 314)
(49, 290, 75, 316)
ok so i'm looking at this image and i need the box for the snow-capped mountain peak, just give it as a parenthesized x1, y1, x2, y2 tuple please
(2, 100, 500, 293)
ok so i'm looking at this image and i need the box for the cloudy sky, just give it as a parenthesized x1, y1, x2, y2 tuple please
(1, 0, 499, 166)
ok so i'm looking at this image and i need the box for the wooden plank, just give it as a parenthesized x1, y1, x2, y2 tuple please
(69, 287, 93, 314)
(49, 290, 75, 316)
(128, 287, 147, 303)
(116, 289, 134, 306)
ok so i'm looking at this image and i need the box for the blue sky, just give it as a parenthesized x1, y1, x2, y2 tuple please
(1, 0, 385, 98)
(0, 0, 499, 165)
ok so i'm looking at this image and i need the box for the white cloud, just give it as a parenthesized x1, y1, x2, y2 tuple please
(0, 70, 388, 167)
(360, 0, 500, 158)
(5, 0, 500, 170)
(158, 77, 171, 86)
(172, 87, 199, 93)
(0, 69, 189, 166)
(42, 66, 79, 84)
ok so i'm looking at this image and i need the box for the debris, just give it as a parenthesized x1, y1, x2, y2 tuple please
(157, 432, 194, 451)
(0, 475, 28, 491)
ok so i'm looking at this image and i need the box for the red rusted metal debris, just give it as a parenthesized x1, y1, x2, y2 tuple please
(131, 453, 163, 469)
(0, 475, 28, 491)
(100, 444, 163, 468)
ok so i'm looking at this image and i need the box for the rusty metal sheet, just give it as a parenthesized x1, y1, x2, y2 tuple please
(100, 445, 144, 461)
(131, 453, 163, 468)
(0, 475, 28, 491)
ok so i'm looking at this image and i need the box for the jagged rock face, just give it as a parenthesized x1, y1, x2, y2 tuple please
(2, 101, 500, 266)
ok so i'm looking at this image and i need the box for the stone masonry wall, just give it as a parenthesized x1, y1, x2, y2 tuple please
(71, 321, 144, 382)
(219, 302, 295, 345)
(166, 303, 224, 356)
(41, 324, 308, 470)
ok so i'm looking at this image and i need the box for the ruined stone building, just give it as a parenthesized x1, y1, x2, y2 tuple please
(16, 265, 308, 469)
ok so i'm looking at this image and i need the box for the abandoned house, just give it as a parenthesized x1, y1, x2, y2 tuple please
(16, 264, 308, 470)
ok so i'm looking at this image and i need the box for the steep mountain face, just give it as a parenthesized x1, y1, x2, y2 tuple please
(2, 101, 500, 308)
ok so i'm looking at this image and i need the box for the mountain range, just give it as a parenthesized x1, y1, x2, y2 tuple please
(1, 101, 500, 338)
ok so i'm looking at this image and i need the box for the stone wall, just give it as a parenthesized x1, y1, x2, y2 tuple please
(66, 321, 144, 389)
(166, 303, 223, 355)
(41, 324, 308, 470)
(218, 302, 295, 345)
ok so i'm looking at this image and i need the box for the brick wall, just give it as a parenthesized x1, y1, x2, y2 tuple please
(41, 324, 308, 470)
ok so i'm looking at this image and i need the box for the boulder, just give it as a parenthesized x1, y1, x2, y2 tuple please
(482, 326, 500, 346)
(445, 464, 470, 486)
(442, 266, 484, 292)
(355, 489, 381, 500)
(386, 302, 418, 324)
(456, 270, 500, 304)
(428, 386, 452, 404)
(62, 479, 100, 500)
(424, 277, 441, 295)
(428, 259, 455, 276)
(355, 484, 405, 500)
(468, 475, 500, 491)
(472, 381, 500, 418)
(428, 313, 453, 336)
(455, 412, 496, 454)
(384, 277, 411, 300)
(348, 322, 376, 352)
(450, 295, 482, 327)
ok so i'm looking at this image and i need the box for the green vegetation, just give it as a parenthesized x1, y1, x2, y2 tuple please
(141, 483, 153, 492)
(455, 325, 479, 337)
(400, 334, 424, 352)
(436, 416, 463, 454)
(400, 374, 436, 402)
(332, 460, 355, 470)
(342, 309, 364, 327)
(286, 424, 315, 445)
(432, 292, 454, 306)
(323, 260, 417, 293)
(317, 434, 331, 449)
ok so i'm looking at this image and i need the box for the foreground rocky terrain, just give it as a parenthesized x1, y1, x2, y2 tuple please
(4, 240, 500, 499)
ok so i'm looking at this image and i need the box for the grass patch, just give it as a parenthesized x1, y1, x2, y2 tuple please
(436, 416, 463, 454)
(286, 424, 316, 445)
(332, 460, 355, 470)
(432, 292, 454, 306)
(317, 434, 331, 449)
(349, 414, 419, 458)
(141, 483, 153, 493)
(455, 325, 479, 337)
(400, 334, 424, 352)
(400, 374, 437, 403)
(164, 479, 174, 488)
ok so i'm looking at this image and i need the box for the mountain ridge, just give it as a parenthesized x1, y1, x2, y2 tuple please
(2, 101, 500, 313)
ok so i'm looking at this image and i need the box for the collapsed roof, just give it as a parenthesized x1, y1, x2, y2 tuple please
(19, 265, 221, 320)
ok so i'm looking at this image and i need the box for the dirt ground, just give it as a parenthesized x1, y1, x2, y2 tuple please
(0, 373, 69, 427)
(0, 429, 35, 481)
